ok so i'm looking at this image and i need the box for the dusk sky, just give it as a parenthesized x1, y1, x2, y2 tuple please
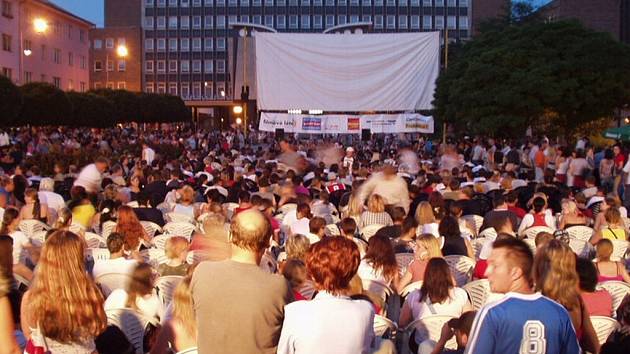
(51, 0, 552, 28)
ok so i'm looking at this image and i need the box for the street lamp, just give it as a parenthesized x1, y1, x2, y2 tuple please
(233, 105, 243, 114)
(116, 45, 128, 57)
(236, 117, 243, 125)
(33, 18, 48, 33)
(23, 49, 32, 56)
(220, 89, 226, 98)
(106, 45, 128, 88)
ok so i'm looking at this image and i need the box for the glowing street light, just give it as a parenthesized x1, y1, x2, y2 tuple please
(236, 117, 243, 125)
(220, 90, 225, 97)
(233, 105, 243, 114)
(116, 45, 128, 57)
(33, 18, 48, 33)
(23, 49, 32, 56)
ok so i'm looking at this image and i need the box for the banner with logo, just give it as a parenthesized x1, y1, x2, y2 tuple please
(259, 113, 434, 134)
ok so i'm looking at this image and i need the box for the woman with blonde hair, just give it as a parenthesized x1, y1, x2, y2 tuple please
(396, 234, 443, 292)
(157, 236, 190, 276)
(151, 277, 197, 354)
(20, 230, 107, 353)
(590, 207, 627, 245)
(594, 239, 630, 283)
(285, 234, 310, 262)
(115, 205, 151, 252)
(533, 239, 599, 353)
(173, 185, 196, 218)
(342, 192, 364, 226)
(415, 201, 439, 237)
(359, 194, 393, 228)
(559, 199, 589, 229)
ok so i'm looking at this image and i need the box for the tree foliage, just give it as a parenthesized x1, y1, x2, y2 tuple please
(434, 20, 630, 137)
(0, 75, 22, 127)
(66, 92, 116, 128)
(19, 83, 72, 126)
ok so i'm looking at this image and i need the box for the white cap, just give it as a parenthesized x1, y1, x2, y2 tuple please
(473, 177, 486, 183)
(303, 171, 315, 182)
(346, 147, 354, 152)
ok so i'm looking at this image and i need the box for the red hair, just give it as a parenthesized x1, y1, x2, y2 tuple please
(115, 205, 146, 250)
(306, 237, 360, 295)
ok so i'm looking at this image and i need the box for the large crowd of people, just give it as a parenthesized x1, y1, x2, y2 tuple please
(0, 126, 629, 354)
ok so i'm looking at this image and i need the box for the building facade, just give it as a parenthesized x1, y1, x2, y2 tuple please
(139, 0, 503, 101)
(0, 0, 93, 91)
(89, 27, 143, 91)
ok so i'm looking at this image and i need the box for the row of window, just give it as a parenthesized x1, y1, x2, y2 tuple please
(145, 0, 468, 8)
(2, 33, 87, 67)
(145, 37, 228, 51)
(2, 1, 87, 43)
(145, 80, 226, 100)
(145, 59, 226, 73)
(93, 60, 127, 72)
(1, 67, 86, 90)
(93, 82, 127, 90)
(145, 14, 467, 31)
(93, 37, 126, 50)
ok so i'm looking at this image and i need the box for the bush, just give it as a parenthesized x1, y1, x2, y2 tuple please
(19, 83, 71, 126)
(0, 76, 21, 127)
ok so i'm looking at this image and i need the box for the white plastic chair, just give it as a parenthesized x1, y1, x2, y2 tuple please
(69, 222, 85, 235)
(462, 215, 484, 234)
(361, 224, 384, 241)
(186, 250, 206, 264)
(106, 308, 150, 354)
(142, 248, 168, 267)
(18, 219, 49, 238)
(140, 221, 162, 238)
(523, 238, 537, 255)
(462, 279, 491, 311)
(96, 273, 133, 297)
(163, 222, 196, 239)
(374, 314, 398, 337)
(324, 224, 341, 237)
(14, 273, 30, 289)
(471, 237, 487, 260)
(590, 316, 619, 345)
(223, 202, 240, 221)
(361, 279, 394, 303)
(101, 221, 117, 239)
(30, 230, 47, 247)
(165, 212, 195, 224)
(565, 225, 594, 242)
(395, 253, 415, 278)
(522, 226, 555, 239)
(84, 232, 106, 248)
(88, 248, 111, 262)
(175, 348, 198, 354)
(610, 239, 629, 262)
(478, 228, 497, 240)
(400, 281, 423, 299)
(404, 315, 458, 351)
(444, 255, 476, 287)
(596, 281, 630, 314)
(568, 239, 589, 257)
(155, 275, 184, 306)
(152, 234, 175, 250)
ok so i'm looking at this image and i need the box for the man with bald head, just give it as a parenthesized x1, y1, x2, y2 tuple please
(191, 209, 293, 354)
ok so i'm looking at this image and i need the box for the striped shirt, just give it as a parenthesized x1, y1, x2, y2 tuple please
(359, 211, 393, 229)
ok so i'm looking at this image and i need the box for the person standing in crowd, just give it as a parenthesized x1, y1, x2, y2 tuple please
(358, 163, 410, 213)
(191, 210, 293, 353)
(465, 238, 579, 354)
(74, 156, 109, 194)
(142, 142, 156, 166)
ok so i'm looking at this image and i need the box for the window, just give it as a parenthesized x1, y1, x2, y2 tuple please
(94, 60, 103, 71)
(205, 16, 213, 28)
(41, 44, 46, 60)
(106, 60, 114, 71)
(265, 15, 273, 27)
(374, 0, 382, 5)
(94, 39, 102, 49)
(216, 37, 225, 50)
(216, 60, 225, 73)
(145, 38, 154, 51)
(204, 0, 213, 5)
(374, 15, 383, 28)
(253, 0, 261, 5)
(169, 16, 178, 28)
(411, 15, 419, 29)
(362, 0, 371, 5)
(423, 0, 431, 5)
(399, 15, 407, 29)
(216, 16, 225, 28)
(277, 15, 286, 29)
(398, 0, 407, 5)
(169, 60, 178, 72)
(157, 16, 166, 28)
(192, 38, 201, 51)
(301, 0, 309, 5)
(106, 38, 114, 48)
(338, 0, 346, 5)
(2, 1, 13, 18)
(80, 82, 86, 92)
(181, 16, 190, 28)
(169, 82, 178, 95)
(314, 0, 322, 5)
(80, 55, 86, 69)
(301, 15, 309, 29)
(241, 15, 249, 23)
(52, 77, 61, 88)
(386, 15, 395, 29)
(386, 0, 394, 5)
(435, 0, 443, 6)
(180, 83, 189, 97)
(204, 60, 213, 73)
(24, 71, 32, 83)
(169, 38, 178, 51)
(216, 82, 225, 97)
(68, 52, 73, 66)
(459, 16, 468, 29)
(53, 48, 61, 64)
(253, 15, 261, 24)
(216, 0, 224, 5)
(422, 15, 431, 29)
(325, 15, 334, 28)
(146, 0, 155, 5)
(289, 0, 297, 5)
(350, 0, 358, 5)
(1, 33, 11, 52)
(350, 15, 358, 23)
(181, 38, 189, 51)
(265, 0, 273, 6)
(181, 60, 190, 72)
(192, 82, 202, 98)
(157, 82, 166, 94)
(242, 0, 250, 6)
(145, 60, 154, 72)
(276, 0, 285, 5)
(193, 16, 201, 28)
(338, 15, 346, 25)
(192, 60, 202, 72)
(0, 67, 10, 79)
(435, 16, 444, 29)
(116, 82, 125, 90)
(181, 0, 189, 6)
(157, 38, 166, 51)
(228, 0, 237, 5)
(144, 16, 154, 28)
(447, 16, 456, 29)
(204, 37, 213, 50)
(157, 60, 166, 72)
(169, 0, 177, 6)
(229, 15, 237, 24)
(459, 0, 467, 6)
(410, 0, 418, 5)
(447, 0, 455, 6)
(325, 0, 333, 5)
(362, 15, 371, 23)
(313, 15, 322, 29)
(118, 60, 126, 71)
(289, 15, 297, 29)
(204, 81, 213, 98)
(193, 0, 202, 5)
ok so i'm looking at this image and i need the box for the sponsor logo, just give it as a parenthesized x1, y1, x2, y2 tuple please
(347, 117, 360, 131)
(302, 117, 322, 131)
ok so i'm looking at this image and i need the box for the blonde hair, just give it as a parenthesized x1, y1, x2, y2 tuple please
(416, 233, 443, 260)
(344, 193, 364, 219)
(533, 239, 580, 311)
(367, 194, 386, 213)
(561, 199, 578, 215)
(285, 234, 310, 261)
(28, 231, 106, 343)
(596, 239, 614, 261)
(179, 185, 195, 205)
(604, 208, 622, 226)
(53, 207, 73, 229)
(415, 202, 436, 225)
(165, 236, 190, 259)
(171, 276, 197, 342)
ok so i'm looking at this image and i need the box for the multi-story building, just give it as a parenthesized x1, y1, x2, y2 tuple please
(89, 27, 143, 91)
(0, 0, 93, 91)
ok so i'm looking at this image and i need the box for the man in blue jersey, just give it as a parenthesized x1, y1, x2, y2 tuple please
(465, 238, 580, 354)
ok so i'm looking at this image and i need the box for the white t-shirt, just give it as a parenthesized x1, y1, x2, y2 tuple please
(10, 231, 29, 265)
(405, 287, 469, 343)
(104, 288, 162, 321)
(74, 163, 102, 193)
(357, 258, 387, 285)
(38, 191, 65, 213)
(143, 147, 156, 165)
(92, 257, 138, 280)
(290, 217, 310, 236)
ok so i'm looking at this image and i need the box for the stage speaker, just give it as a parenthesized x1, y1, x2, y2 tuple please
(361, 129, 371, 142)
(275, 128, 285, 141)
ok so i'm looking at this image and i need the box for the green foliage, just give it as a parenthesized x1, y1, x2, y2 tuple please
(138, 93, 191, 123)
(88, 88, 141, 123)
(434, 20, 630, 137)
(19, 83, 71, 126)
(66, 92, 116, 128)
(0, 75, 22, 127)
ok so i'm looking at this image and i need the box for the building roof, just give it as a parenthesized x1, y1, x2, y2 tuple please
(31, 0, 95, 27)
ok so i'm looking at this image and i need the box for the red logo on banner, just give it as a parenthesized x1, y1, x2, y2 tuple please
(347, 117, 360, 131)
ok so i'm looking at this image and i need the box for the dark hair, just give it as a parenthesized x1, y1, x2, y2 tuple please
(532, 197, 546, 213)
(238, 190, 251, 203)
(68, 185, 88, 210)
(389, 207, 406, 223)
(575, 257, 598, 292)
(0, 208, 19, 235)
(493, 194, 505, 208)
(106, 232, 125, 254)
(364, 234, 398, 282)
(339, 218, 357, 236)
(309, 217, 326, 234)
(401, 217, 418, 236)
(438, 215, 461, 239)
(492, 238, 534, 286)
(420, 258, 454, 304)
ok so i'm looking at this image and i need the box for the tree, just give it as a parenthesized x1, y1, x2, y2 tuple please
(88, 88, 141, 123)
(19, 83, 71, 126)
(139, 93, 191, 123)
(0, 75, 22, 127)
(434, 20, 630, 137)
(66, 92, 116, 128)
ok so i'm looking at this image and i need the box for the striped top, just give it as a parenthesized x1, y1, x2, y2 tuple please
(359, 211, 393, 229)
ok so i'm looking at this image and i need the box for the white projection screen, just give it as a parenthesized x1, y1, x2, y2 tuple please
(255, 32, 440, 112)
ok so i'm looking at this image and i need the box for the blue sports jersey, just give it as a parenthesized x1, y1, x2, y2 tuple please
(465, 292, 580, 354)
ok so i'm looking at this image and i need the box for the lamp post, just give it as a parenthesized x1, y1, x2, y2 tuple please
(106, 44, 128, 88)
(18, 15, 48, 85)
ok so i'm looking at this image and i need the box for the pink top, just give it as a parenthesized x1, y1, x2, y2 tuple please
(596, 262, 625, 283)
(581, 291, 613, 317)
(407, 259, 428, 282)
